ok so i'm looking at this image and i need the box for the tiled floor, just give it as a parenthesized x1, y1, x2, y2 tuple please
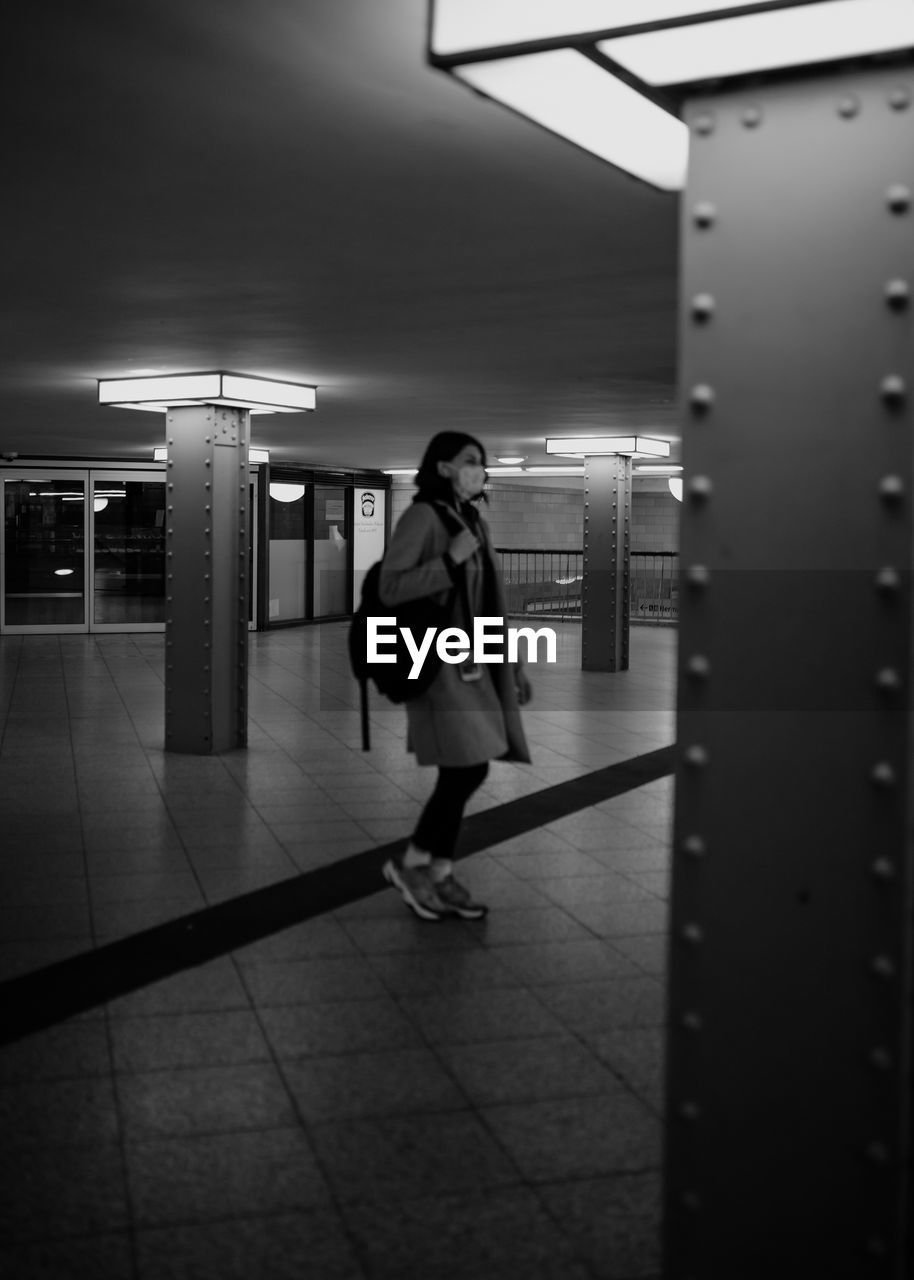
(0, 622, 675, 1279)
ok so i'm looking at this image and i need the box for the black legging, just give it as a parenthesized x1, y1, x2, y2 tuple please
(412, 762, 489, 861)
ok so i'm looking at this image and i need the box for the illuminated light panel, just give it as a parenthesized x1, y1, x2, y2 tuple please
(524, 465, 586, 475)
(154, 447, 270, 463)
(99, 372, 316, 414)
(269, 483, 306, 503)
(99, 374, 220, 405)
(669, 478, 684, 501)
(635, 464, 683, 473)
(546, 435, 670, 458)
(456, 49, 688, 191)
(430, 0, 776, 56)
(221, 374, 315, 412)
(601, 0, 914, 87)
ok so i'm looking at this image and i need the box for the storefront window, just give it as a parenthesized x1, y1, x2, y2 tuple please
(93, 479, 165, 626)
(313, 486, 348, 617)
(268, 481, 307, 622)
(3, 478, 86, 628)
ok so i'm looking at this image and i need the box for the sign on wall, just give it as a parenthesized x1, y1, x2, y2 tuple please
(352, 489, 386, 608)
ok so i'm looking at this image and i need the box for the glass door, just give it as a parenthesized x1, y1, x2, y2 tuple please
(313, 485, 349, 617)
(2, 471, 89, 633)
(90, 472, 166, 631)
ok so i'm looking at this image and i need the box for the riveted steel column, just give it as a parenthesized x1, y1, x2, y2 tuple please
(665, 67, 913, 1278)
(164, 405, 249, 753)
(582, 453, 631, 671)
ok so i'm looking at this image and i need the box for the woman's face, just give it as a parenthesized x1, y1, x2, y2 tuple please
(438, 443, 486, 500)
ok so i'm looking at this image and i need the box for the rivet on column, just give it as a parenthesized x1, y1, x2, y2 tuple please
(689, 384, 715, 412)
(689, 476, 713, 500)
(685, 655, 711, 679)
(682, 835, 707, 858)
(870, 955, 896, 980)
(871, 857, 895, 881)
(678, 1101, 701, 1121)
(870, 761, 897, 787)
(741, 105, 762, 128)
(690, 294, 715, 323)
(874, 567, 901, 592)
(681, 1011, 704, 1032)
(886, 184, 911, 214)
(693, 113, 715, 136)
(836, 94, 860, 118)
(878, 475, 904, 502)
(884, 279, 910, 310)
(693, 202, 717, 229)
(681, 923, 704, 945)
(879, 375, 907, 406)
(686, 564, 711, 588)
(875, 667, 901, 692)
(684, 745, 709, 768)
(888, 86, 911, 111)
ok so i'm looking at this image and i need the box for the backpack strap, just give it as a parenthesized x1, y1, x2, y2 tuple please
(359, 675, 371, 751)
(428, 500, 476, 632)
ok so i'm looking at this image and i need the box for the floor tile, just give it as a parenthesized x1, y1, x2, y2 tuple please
(537, 1172, 662, 1280)
(309, 1110, 521, 1204)
(283, 1046, 466, 1123)
(365, 948, 521, 996)
(111, 1010, 271, 1072)
(117, 1062, 296, 1138)
(0, 1076, 120, 1149)
(135, 1210, 365, 1280)
(495, 938, 644, 986)
(0, 1019, 111, 1082)
(438, 1034, 627, 1107)
(343, 1185, 590, 1280)
(0, 1234, 135, 1280)
(240, 954, 388, 1006)
(481, 1093, 662, 1181)
(259, 997, 424, 1059)
(398, 987, 567, 1045)
(535, 977, 665, 1036)
(107, 958, 252, 1017)
(0, 1142, 129, 1243)
(126, 1127, 330, 1225)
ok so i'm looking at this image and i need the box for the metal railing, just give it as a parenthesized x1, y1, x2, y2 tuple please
(496, 548, 679, 623)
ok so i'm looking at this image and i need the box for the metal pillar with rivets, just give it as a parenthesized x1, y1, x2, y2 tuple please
(582, 453, 631, 672)
(164, 405, 249, 753)
(665, 66, 914, 1277)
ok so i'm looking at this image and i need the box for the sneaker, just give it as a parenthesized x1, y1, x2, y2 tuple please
(432, 874, 488, 920)
(382, 859, 447, 921)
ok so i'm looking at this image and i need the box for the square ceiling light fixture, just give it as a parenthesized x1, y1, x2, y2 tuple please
(98, 372, 317, 414)
(428, 1, 914, 191)
(546, 435, 671, 459)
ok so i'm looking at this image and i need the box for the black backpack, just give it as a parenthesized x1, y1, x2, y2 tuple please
(348, 504, 464, 749)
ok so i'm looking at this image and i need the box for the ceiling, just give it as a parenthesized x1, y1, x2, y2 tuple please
(4, 0, 681, 473)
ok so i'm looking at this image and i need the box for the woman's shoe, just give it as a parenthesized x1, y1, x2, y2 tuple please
(432, 874, 488, 920)
(382, 859, 447, 921)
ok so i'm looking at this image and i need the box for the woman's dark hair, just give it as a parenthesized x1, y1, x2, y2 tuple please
(413, 431, 488, 505)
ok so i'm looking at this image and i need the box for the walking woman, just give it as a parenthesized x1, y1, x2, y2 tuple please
(379, 431, 532, 921)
